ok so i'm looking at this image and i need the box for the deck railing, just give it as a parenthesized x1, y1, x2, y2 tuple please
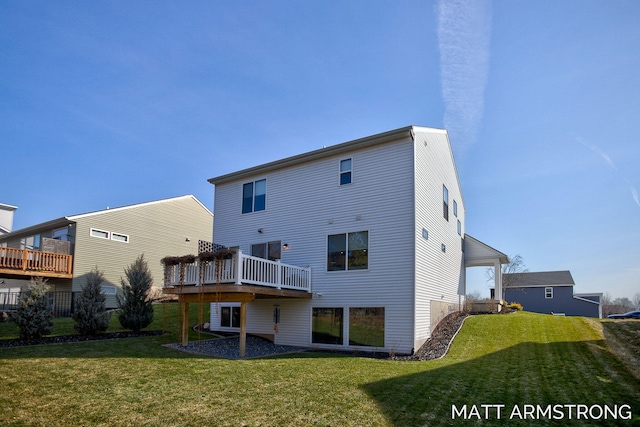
(0, 247, 73, 277)
(163, 250, 311, 292)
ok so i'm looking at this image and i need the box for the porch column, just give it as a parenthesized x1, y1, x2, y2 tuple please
(239, 301, 247, 357)
(181, 301, 190, 346)
(494, 260, 502, 302)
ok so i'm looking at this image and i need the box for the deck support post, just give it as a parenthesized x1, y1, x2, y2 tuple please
(239, 301, 247, 357)
(181, 300, 190, 346)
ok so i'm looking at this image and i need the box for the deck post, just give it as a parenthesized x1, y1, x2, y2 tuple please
(239, 301, 247, 357)
(181, 300, 190, 346)
(276, 259, 282, 289)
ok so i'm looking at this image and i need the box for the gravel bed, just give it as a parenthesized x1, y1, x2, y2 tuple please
(164, 335, 307, 359)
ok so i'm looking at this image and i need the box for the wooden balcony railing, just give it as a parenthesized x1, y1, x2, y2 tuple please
(0, 247, 73, 278)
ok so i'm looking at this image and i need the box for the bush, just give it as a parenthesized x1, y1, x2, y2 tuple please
(117, 255, 154, 332)
(14, 278, 54, 340)
(72, 267, 112, 335)
(506, 302, 523, 311)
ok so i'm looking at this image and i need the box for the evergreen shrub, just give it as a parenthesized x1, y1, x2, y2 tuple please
(72, 267, 111, 335)
(14, 277, 54, 340)
(117, 255, 154, 332)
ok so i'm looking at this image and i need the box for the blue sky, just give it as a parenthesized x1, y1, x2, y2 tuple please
(2, 1, 638, 299)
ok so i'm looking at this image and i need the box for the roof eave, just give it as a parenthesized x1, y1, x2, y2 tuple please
(207, 126, 424, 185)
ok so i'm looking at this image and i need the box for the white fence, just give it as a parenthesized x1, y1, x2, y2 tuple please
(163, 250, 310, 292)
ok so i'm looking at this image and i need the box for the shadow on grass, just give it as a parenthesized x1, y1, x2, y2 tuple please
(362, 340, 640, 427)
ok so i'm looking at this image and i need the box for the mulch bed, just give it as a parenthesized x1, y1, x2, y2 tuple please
(0, 330, 163, 349)
(394, 311, 469, 361)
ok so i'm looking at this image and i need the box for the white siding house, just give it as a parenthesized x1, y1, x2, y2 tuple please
(197, 126, 507, 356)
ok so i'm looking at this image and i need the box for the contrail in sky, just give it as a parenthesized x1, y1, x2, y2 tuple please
(577, 137, 640, 209)
(437, 0, 492, 152)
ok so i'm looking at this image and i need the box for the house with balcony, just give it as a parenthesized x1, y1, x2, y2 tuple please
(0, 195, 212, 313)
(163, 126, 508, 356)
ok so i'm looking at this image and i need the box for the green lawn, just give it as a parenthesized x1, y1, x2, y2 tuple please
(1, 310, 639, 426)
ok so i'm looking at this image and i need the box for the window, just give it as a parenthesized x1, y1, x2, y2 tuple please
(349, 307, 384, 347)
(457, 220, 461, 236)
(242, 179, 266, 214)
(327, 231, 368, 271)
(340, 158, 352, 185)
(52, 227, 70, 241)
(221, 306, 241, 328)
(251, 241, 281, 261)
(312, 308, 343, 345)
(545, 287, 554, 299)
(111, 232, 129, 243)
(453, 200, 458, 217)
(443, 185, 449, 221)
(90, 228, 109, 239)
(101, 285, 117, 295)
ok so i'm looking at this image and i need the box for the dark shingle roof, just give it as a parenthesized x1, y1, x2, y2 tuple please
(503, 270, 575, 287)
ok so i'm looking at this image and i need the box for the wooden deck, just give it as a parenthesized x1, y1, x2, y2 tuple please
(0, 247, 73, 279)
(162, 250, 312, 354)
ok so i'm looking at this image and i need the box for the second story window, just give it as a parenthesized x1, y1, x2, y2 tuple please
(443, 185, 449, 221)
(340, 158, 352, 185)
(242, 179, 266, 214)
(327, 230, 368, 271)
(453, 200, 458, 217)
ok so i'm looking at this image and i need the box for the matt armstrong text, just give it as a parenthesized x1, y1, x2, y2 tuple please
(451, 404, 632, 421)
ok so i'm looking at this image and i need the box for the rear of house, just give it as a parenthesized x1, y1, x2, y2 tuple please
(208, 126, 466, 355)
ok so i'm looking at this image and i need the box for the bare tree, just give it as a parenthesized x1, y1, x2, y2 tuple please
(632, 292, 640, 310)
(485, 254, 529, 294)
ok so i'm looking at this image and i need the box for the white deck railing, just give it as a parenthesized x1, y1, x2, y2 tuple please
(163, 250, 311, 292)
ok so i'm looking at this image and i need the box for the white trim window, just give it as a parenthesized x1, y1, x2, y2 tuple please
(220, 305, 241, 328)
(545, 287, 554, 299)
(111, 232, 129, 243)
(90, 228, 110, 239)
(339, 158, 352, 185)
(101, 285, 117, 295)
(327, 231, 368, 271)
(242, 179, 267, 214)
(443, 185, 449, 221)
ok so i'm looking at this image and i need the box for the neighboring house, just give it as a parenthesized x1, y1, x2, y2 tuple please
(503, 271, 602, 318)
(0, 203, 17, 235)
(0, 195, 213, 310)
(163, 126, 507, 355)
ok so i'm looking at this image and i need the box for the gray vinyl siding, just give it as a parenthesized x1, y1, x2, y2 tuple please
(71, 196, 213, 307)
(413, 130, 465, 347)
(213, 137, 417, 353)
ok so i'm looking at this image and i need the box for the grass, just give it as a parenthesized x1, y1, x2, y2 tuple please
(1, 310, 639, 426)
